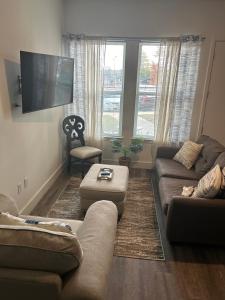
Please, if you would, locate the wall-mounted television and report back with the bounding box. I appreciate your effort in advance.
[20,51,74,113]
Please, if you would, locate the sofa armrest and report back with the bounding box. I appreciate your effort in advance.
[156,145,180,159]
[166,196,225,245]
[61,200,118,300]
[0,268,62,300]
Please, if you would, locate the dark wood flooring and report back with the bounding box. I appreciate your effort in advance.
[32,167,225,300]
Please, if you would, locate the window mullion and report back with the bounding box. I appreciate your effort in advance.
[121,40,140,140]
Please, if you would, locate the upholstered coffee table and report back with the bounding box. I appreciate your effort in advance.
[79,164,129,216]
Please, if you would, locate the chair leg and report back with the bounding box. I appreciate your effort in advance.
[67,156,71,174]
[98,154,102,164]
[81,160,85,179]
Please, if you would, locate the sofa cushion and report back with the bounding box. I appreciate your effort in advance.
[193,164,222,198]
[156,145,180,159]
[195,135,225,176]
[70,146,102,159]
[213,151,225,169]
[173,141,203,169]
[159,177,198,215]
[0,213,83,275]
[156,158,200,180]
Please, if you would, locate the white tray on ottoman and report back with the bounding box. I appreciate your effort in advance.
[79,164,129,216]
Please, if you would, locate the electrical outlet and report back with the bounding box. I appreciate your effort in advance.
[24,177,28,188]
[17,183,22,194]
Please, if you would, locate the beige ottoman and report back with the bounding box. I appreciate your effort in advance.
[79,164,129,216]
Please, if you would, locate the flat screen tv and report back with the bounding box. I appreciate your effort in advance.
[20,51,74,113]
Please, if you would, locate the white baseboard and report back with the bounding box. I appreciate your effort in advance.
[20,163,64,215]
[103,158,153,169]
[132,160,153,169]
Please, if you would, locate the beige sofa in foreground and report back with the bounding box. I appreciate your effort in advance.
[0,194,118,300]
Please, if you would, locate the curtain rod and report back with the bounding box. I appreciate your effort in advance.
[62,33,206,42]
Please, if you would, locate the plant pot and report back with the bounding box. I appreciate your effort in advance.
[119,156,131,167]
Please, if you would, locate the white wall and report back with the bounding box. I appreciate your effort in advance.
[64,0,225,38]
[201,41,225,146]
[63,0,225,167]
[0,0,63,211]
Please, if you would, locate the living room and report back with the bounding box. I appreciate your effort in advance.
[1,0,225,299]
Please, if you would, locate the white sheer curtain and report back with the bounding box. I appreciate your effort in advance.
[64,36,106,149]
[169,38,202,143]
[152,36,202,161]
[154,36,202,144]
[154,40,181,143]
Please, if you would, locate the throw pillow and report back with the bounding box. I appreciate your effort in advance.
[0,213,83,275]
[192,164,222,198]
[195,135,225,176]
[173,141,203,169]
[217,167,225,198]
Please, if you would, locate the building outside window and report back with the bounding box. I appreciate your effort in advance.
[134,42,160,138]
[102,42,126,136]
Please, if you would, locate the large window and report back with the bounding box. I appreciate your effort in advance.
[102,42,125,136]
[134,43,160,138]
[67,35,201,144]
[100,39,200,141]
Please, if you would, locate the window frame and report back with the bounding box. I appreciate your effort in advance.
[102,41,126,137]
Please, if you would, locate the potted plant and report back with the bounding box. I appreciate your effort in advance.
[111,138,144,167]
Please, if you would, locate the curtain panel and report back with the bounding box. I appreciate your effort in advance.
[169,39,202,143]
[63,36,106,149]
[154,40,181,143]
[154,37,202,145]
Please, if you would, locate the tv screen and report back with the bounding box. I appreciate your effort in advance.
[20,51,74,113]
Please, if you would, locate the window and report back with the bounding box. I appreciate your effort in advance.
[102,42,125,136]
[134,43,160,138]
[66,35,201,145]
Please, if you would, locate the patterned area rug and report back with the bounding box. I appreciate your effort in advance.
[47,176,165,261]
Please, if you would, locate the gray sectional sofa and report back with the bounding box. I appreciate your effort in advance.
[155,135,225,245]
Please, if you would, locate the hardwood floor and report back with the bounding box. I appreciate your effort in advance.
[32,167,225,300]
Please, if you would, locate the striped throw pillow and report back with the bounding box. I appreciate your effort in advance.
[193,164,222,198]
[174,141,203,169]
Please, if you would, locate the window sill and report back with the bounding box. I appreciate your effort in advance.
[104,136,123,140]
[103,136,154,142]
[132,136,154,142]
